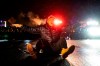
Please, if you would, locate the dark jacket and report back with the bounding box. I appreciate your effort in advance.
[22,24,67,54]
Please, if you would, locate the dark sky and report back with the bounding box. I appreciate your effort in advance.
[0,0,100,21]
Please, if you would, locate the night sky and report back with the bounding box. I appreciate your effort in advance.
[0,0,100,21]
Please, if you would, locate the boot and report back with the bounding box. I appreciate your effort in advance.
[62,45,75,59]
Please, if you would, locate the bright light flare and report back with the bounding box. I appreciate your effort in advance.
[54,19,62,26]
[87,26,100,37]
[87,20,99,26]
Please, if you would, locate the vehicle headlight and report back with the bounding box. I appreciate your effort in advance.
[87,26,100,37]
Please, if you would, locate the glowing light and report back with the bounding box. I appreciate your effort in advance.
[4,21,7,27]
[0,20,2,22]
[54,19,62,26]
[11,24,23,27]
[87,19,99,26]
[0,40,8,42]
[24,40,31,44]
[87,26,100,37]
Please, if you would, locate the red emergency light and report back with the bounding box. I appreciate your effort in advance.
[47,15,63,28]
[53,19,62,26]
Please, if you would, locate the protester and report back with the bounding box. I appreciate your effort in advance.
[22,14,75,65]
